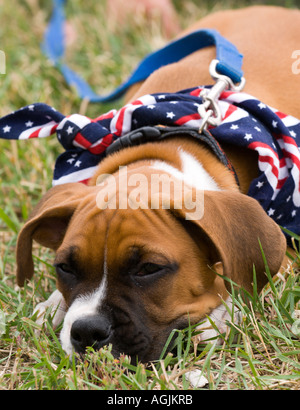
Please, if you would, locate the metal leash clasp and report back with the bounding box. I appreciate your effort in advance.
[198,59,246,132]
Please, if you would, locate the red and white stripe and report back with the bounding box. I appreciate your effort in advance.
[53,166,98,186]
[248,141,287,200]
[276,134,300,206]
[175,112,201,128]
[219,100,248,124]
[110,94,157,136]
[274,111,300,128]
[19,121,58,139]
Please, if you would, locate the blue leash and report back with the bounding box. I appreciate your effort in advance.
[43,0,244,103]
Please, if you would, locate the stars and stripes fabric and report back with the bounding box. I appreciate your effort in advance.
[0,86,299,239]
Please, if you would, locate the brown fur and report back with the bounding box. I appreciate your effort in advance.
[15,6,299,361]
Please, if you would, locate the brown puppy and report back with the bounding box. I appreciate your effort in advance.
[16,6,299,362]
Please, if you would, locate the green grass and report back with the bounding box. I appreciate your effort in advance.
[0,0,300,390]
[0,255,299,390]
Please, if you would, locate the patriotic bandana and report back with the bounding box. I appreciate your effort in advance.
[0,87,300,240]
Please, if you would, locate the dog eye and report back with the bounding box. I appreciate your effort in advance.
[136,263,162,277]
[55,263,74,276]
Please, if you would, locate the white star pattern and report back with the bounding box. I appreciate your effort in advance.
[258,102,266,109]
[166,112,175,119]
[0,85,299,242]
[256,181,264,188]
[3,125,11,133]
[66,126,74,135]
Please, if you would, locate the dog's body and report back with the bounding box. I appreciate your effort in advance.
[17,6,300,362]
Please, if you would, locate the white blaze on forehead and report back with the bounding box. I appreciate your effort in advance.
[151,149,220,191]
[60,247,108,355]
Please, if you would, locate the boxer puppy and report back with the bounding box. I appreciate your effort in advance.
[16,138,286,362]
[16,6,300,362]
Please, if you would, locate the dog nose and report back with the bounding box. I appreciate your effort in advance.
[70,315,111,353]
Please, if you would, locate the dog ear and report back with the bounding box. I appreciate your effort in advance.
[173,190,286,294]
[16,183,90,286]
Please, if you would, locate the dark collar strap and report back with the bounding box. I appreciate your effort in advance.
[106,125,240,186]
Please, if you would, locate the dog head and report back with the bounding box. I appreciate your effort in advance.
[16,174,286,362]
